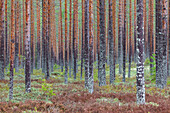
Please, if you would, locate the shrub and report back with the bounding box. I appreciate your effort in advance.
[41,79,55,97]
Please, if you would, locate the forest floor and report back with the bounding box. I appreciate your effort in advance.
[0,62,170,113]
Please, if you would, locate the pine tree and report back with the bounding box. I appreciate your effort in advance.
[156,0,168,89]
[81,0,85,80]
[99,0,106,86]
[0,0,5,80]
[14,1,20,73]
[84,0,89,88]
[108,0,114,84]
[136,0,145,104]
[118,0,123,74]
[9,0,15,99]
[134,0,137,62]
[37,0,41,69]
[25,0,31,93]
[88,0,94,93]
[65,0,68,84]
[69,0,72,78]
[128,0,132,78]
[5,0,8,68]
[122,0,126,82]
[73,0,78,80]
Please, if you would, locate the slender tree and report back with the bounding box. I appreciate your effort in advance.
[136,0,145,104]
[69,0,72,78]
[112,0,116,80]
[42,0,47,73]
[81,0,85,80]
[99,0,106,86]
[37,0,41,69]
[0,0,5,80]
[25,0,31,93]
[156,0,168,89]
[30,0,34,73]
[128,0,132,78]
[14,1,20,72]
[84,0,89,88]
[65,0,68,84]
[45,0,50,80]
[118,0,123,74]
[22,0,26,68]
[9,0,15,99]
[59,0,63,72]
[134,0,137,62]
[143,0,147,58]
[108,0,114,84]
[5,0,8,68]
[73,0,78,80]
[97,0,100,81]
[88,0,94,93]
[122,0,126,82]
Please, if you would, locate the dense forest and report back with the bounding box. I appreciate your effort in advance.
[0,0,169,112]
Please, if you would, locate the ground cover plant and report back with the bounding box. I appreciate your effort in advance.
[0,62,169,113]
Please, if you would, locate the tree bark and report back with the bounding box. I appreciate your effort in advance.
[84,0,89,88]
[123,0,126,82]
[88,0,94,93]
[108,0,114,84]
[65,0,68,84]
[99,0,106,86]
[25,0,31,93]
[9,0,15,99]
[37,0,41,69]
[73,0,78,80]
[0,0,5,80]
[156,0,168,89]
[128,0,132,78]
[31,0,34,73]
[69,0,72,78]
[136,0,145,104]
[118,0,123,74]
[81,0,85,80]
[14,1,20,73]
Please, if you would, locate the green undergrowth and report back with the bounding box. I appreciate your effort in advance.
[0,62,169,106]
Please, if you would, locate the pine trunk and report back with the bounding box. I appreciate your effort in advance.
[88,0,94,93]
[123,0,126,82]
[99,0,106,86]
[0,0,5,80]
[65,0,68,84]
[118,0,123,74]
[108,0,114,84]
[69,0,72,78]
[84,0,89,88]
[9,0,15,99]
[128,0,132,78]
[81,0,85,80]
[14,1,20,73]
[136,0,145,104]
[37,0,41,69]
[25,0,31,93]
[156,0,168,89]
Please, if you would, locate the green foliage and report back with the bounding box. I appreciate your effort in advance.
[144,58,150,66]
[148,54,156,83]
[41,79,56,97]
[0,84,9,101]
[53,64,60,70]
